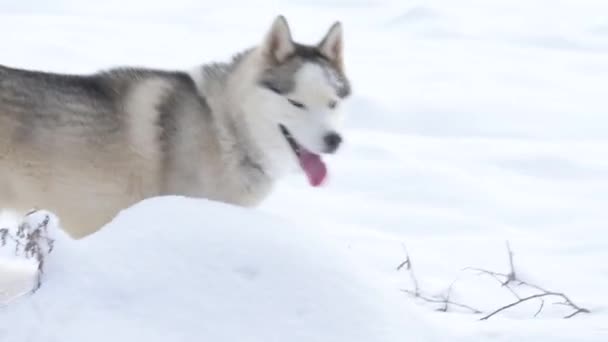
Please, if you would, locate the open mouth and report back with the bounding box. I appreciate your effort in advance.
[279,124,327,187]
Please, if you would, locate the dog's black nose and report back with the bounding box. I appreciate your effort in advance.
[324,132,342,153]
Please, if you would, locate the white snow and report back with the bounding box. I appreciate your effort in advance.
[2,0,608,341]
[1,198,435,341]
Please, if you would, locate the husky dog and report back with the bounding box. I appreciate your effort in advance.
[0,16,351,239]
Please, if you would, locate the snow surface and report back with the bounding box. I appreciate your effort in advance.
[2,0,608,341]
[1,199,435,341]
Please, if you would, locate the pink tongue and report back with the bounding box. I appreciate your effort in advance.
[298,150,327,187]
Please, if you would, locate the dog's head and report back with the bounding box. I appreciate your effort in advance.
[247,16,351,187]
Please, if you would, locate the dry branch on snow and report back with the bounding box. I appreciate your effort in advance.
[398,241,590,320]
[0,210,55,293]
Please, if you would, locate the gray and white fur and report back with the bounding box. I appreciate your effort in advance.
[0,15,351,239]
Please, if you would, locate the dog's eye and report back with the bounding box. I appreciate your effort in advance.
[261,81,283,94]
[269,86,283,94]
[268,86,282,94]
[288,99,306,109]
[328,100,338,109]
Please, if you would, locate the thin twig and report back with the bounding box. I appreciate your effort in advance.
[481,293,552,320]
[463,267,521,299]
[534,299,545,317]
[398,246,481,314]
[466,267,589,319]
[480,291,590,320]
[0,211,54,295]
[401,289,482,314]
[564,308,590,319]
[441,277,459,312]
[399,241,590,320]
[396,260,409,271]
[505,241,516,283]
[397,244,419,296]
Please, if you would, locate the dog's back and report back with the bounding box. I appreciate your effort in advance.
[0,65,208,238]
[0,65,126,161]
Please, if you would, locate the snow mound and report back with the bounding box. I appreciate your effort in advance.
[0,197,430,342]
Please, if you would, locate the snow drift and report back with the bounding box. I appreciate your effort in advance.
[0,197,431,342]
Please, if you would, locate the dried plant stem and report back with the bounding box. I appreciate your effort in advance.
[1,210,55,295]
[398,241,590,320]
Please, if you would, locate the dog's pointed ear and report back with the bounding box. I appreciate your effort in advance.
[318,21,344,69]
[261,15,295,64]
